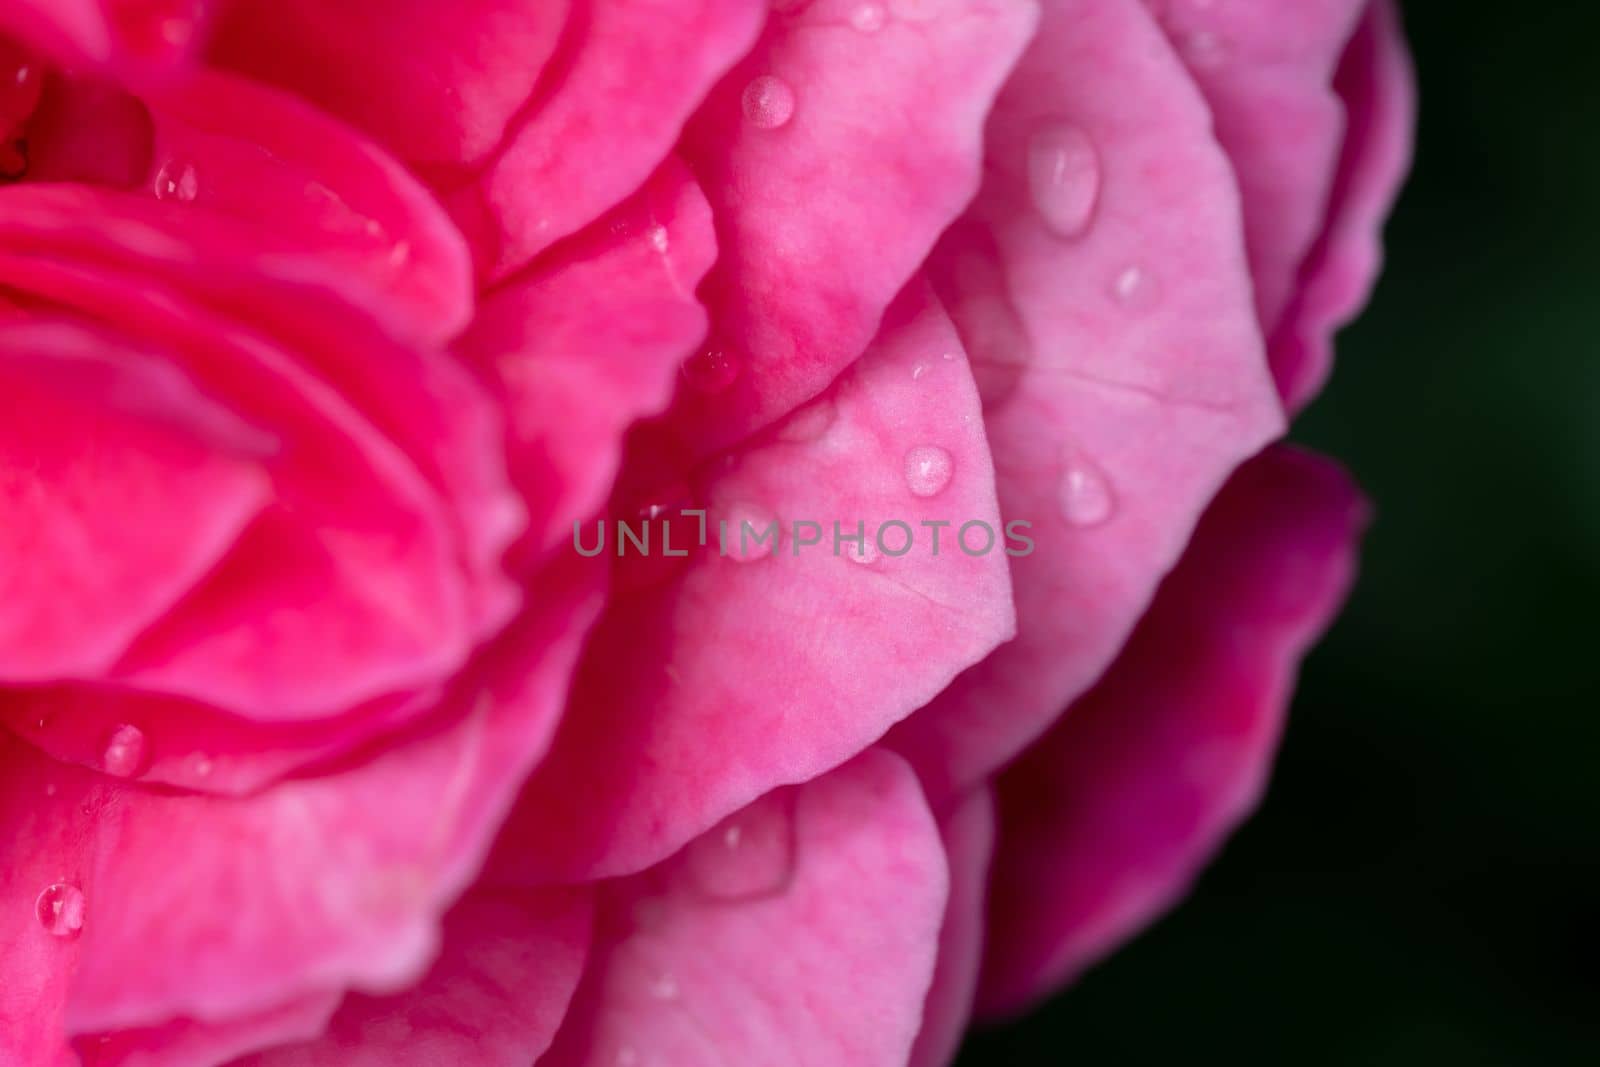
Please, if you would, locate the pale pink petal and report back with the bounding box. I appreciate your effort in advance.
[537,750,946,1067]
[978,447,1366,1012]
[490,284,1014,882]
[909,788,996,1067]
[887,0,1284,804]
[455,0,764,277]
[0,0,209,71]
[1270,0,1415,409]
[675,0,1039,452]
[232,889,593,1067]
[457,159,717,560]
[76,995,340,1067]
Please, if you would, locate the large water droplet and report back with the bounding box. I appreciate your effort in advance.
[1027,122,1101,239]
[686,795,796,902]
[153,159,198,202]
[903,445,954,498]
[36,883,85,938]
[722,502,779,561]
[1059,455,1116,527]
[101,724,147,778]
[1110,264,1160,311]
[682,345,740,393]
[850,2,888,32]
[742,75,796,130]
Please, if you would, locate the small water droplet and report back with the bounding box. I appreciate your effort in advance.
[100,724,147,778]
[648,225,670,253]
[776,396,837,443]
[722,501,779,561]
[903,445,954,498]
[846,531,881,565]
[1110,264,1160,311]
[682,345,741,393]
[941,350,957,361]
[686,795,796,902]
[43,783,57,797]
[153,159,198,202]
[1059,455,1116,527]
[742,74,796,130]
[1027,122,1101,239]
[850,2,888,32]
[911,362,930,380]
[191,755,214,778]
[36,883,85,938]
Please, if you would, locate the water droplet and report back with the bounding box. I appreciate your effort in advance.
[903,445,954,498]
[191,755,214,778]
[742,74,796,130]
[153,159,198,202]
[1059,455,1116,527]
[722,502,779,561]
[686,795,796,902]
[776,396,837,443]
[846,530,881,565]
[911,362,930,381]
[1110,264,1160,311]
[1027,122,1101,239]
[941,350,958,361]
[648,225,670,253]
[43,783,58,797]
[100,724,147,778]
[36,883,85,938]
[682,345,740,393]
[648,972,680,1001]
[850,2,888,32]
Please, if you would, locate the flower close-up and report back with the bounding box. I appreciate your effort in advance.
[0,1,1418,1064]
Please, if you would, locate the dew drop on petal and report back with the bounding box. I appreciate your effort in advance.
[686,796,796,902]
[776,396,837,443]
[682,345,740,393]
[850,2,888,32]
[903,445,954,498]
[1059,455,1116,527]
[648,225,670,253]
[1110,264,1160,311]
[153,159,198,202]
[723,501,779,561]
[742,75,796,130]
[36,883,85,939]
[101,724,147,778]
[1027,122,1101,239]
[847,531,881,565]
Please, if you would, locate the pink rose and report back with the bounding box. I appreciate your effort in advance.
[0,0,1413,1064]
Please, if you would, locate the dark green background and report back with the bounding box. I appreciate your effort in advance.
[959,1,1599,1062]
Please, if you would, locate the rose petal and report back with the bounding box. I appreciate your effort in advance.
[887,0,1285,804]
[231,889,593,1067]
[1269,0,1415,409]
[977,446,1367,1012]
[909,788,996,1067]
[491,284,1014,882]
[537,750,946,1067]
[457,158,717,560]
[453,0,764,277]
[675,0,1039,452]
[0,0,209,71]
[76,995,339,1067]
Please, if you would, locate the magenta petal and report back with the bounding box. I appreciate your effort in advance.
[1270,0,1416,409]
[460,0,765,277]
[538,750,947,1067]
[887,0,1286,804]
[0,0,209,71]
[977,447,1367,1012]
[909,788,997,1067]
[231,889,593,1067]
[676,0,1039,452]
[492,284,1014,882]
[76,995,340,1067]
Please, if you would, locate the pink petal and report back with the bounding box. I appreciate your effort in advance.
[453,0,764,278]
[675,0,1039,452]
[490,284,1014,882]
[886,0,1285,804]
[909,788,996,1067]
[208,0,567,166]
[0,321,269,682]
[537,750,947,1067]
[231,889,593,1067]
[1269,0,1415,409]
[977,446,1367,1012]
[457,159,717,560]
[0,0,209,71]
[0,559,602,1041]
[76,995,340,1067]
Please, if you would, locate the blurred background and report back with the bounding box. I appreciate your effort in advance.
[959,1,1600,1062]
